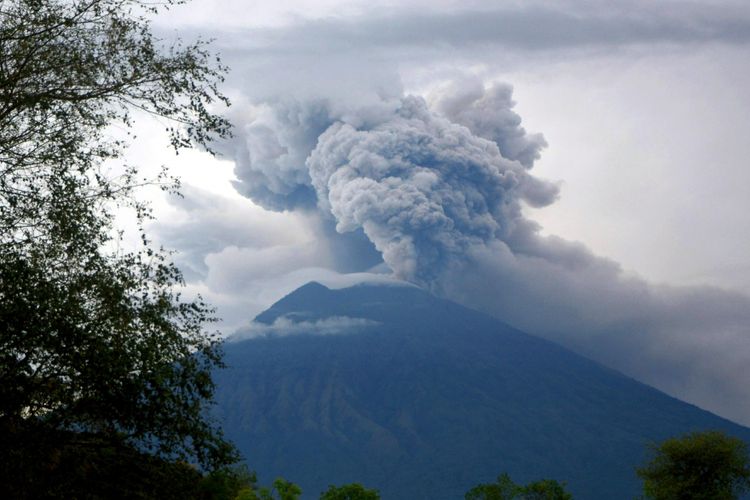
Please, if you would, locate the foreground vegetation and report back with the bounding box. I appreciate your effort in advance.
[185,431,750,500]
[192,430,749,500]
[0,0,235,494]
[637,430,750,500]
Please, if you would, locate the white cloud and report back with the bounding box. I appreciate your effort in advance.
[229,315,380,340]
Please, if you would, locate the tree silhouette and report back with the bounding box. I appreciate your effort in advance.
[0,0,236,495]
[637,430,750,500]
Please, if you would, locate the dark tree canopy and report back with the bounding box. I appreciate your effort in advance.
[0,0,236,491]
[198,464,260,500]
[320,483,381,500]
[253,478,303,500]
[0,0,229,246]
[465,473,573,500]
[2,424,206,499]
[637,430,750,500]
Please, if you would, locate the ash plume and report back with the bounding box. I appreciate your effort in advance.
[216,79,750,425]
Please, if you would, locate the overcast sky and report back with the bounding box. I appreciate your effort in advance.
[129,0,750,425]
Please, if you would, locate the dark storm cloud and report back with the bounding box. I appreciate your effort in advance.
[231,1,750,56]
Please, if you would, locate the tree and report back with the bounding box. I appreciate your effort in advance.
[196,464,263,500]
[637,430,750,500]
[0,0,236,493]
[254,478,303,500]
[517,479,573,500]
[3,428,206,499]
[465,473,517,500]
[465,473,573,500]
[320,482,381,500]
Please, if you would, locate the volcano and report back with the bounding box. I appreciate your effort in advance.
[212,281,750,499]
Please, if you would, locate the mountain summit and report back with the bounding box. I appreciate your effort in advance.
[214,282,750,499]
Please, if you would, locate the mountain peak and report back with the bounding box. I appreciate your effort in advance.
[253,280,436,325]
[219,282,750,499]
[295,280,330,293]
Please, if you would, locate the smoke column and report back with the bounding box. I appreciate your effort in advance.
[216,78,750,425]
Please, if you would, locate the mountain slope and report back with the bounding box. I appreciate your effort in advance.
[213,282,750,499]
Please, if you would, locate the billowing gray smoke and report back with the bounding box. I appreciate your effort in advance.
[217,80,750,426]
[430,78,547,169]
[307,95,557,283]
[226,98,331,211]
[219,82,556,283]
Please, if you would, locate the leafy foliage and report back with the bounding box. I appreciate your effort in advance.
[320,482,381,500]
[200,472,302,500]
[464,473,518,500]
[0,0,236,492]
[637,430,750,500]
[1,421,207,499]
[465,473,573,500]
[253,477,303,500]
[198,464,259,500]
[518,479,574,500]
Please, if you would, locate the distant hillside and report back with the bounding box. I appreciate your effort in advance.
[213,282,750,499]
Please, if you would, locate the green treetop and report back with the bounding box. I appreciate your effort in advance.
[637,430,750,500]
[0,0,236,495]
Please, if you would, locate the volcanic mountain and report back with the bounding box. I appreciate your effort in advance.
[212,281,750,499]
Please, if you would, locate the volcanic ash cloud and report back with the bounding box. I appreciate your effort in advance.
[217,80,750,426]
[307,94,558,284]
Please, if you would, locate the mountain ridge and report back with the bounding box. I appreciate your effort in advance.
[215,281,750,499]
